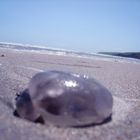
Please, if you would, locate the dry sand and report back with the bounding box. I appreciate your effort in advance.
[0,48,140,140]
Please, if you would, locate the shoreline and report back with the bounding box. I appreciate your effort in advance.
[1,42,140,64]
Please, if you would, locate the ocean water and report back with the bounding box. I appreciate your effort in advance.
[0,42,140,64]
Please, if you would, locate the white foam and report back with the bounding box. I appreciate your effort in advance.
[1,42,140,64]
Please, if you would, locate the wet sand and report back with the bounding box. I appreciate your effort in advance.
[0,48,140,140]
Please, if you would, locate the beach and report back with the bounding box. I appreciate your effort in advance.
[0,48,140,140]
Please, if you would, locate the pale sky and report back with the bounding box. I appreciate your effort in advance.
[0,0,140,52]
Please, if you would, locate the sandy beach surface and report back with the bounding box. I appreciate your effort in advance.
[0,48,140,140]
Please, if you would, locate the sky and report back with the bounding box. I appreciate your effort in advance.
[0,0,140,53]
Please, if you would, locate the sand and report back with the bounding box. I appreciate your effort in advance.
[0,48,140,140]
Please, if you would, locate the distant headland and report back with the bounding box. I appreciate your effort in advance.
[98,52,140,60]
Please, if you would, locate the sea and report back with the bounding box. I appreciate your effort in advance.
[0,42,140,64]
